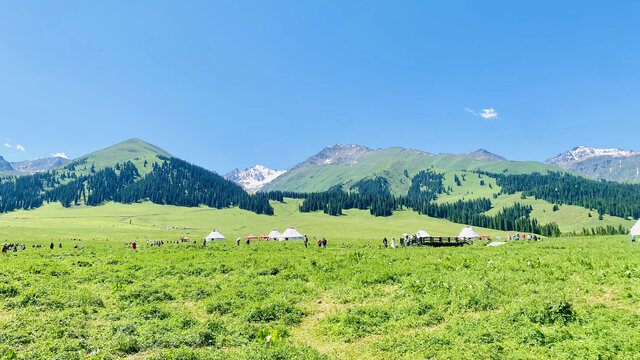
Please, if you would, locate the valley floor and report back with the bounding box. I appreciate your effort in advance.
[1,202,639,359]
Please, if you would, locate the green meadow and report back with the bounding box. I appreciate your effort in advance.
[1,201,639,360]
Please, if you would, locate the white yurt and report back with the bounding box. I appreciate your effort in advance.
[205,230,226,242]
[415,229,431,239]
[280,227,304,241]
[458,226,480,239]
[268,229,282,240]
[631,219,640,236]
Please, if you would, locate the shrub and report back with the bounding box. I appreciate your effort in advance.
[528,300,575,325]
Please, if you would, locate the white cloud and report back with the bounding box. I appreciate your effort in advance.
[466,107,498,120]
[480,108,498,119]
[51,152,68,159]
[3,143,11,148]
[16,144,25,152]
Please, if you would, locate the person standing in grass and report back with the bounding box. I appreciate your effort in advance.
[50,242,54,250]
[304,235,308,248]
[317,238,322,247]
[383,238,388,248]
[322,237,327,248]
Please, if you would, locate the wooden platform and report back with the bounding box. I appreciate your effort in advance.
[413,236,473,247]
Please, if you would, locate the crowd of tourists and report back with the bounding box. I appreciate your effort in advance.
[507,233,541,241]
[1,240,86,254]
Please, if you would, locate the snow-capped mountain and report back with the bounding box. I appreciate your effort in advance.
[10,156,70,174]
[224,165,287,193]
[546,146,640,181]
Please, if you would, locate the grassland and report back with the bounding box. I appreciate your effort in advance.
[0,200,510,250]
[1,201,640,359]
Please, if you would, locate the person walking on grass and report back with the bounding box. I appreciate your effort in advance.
[304,235,308,248]
[383,238,388,248]
[236,237,241,246]
[317,238,322,248]
[50,242,54,250]
[322,237,327,249]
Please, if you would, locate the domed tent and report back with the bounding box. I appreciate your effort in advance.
[631,219,640,236]
[415,229,431,239]
[458,226,480,239]
[280,227,304,241]
[268,229,282,240]
[205,230,226,242]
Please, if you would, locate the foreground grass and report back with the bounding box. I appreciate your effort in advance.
[1,235,639,359]
[1,202,639,359]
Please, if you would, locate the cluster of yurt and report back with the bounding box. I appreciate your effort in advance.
[205,230,225,242]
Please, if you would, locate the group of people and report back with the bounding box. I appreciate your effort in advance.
[507,233,541,241]
[1,243,26,253]
[382,237,414,248]
[1,241,86,254]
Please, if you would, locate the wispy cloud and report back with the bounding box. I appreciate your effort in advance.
[16,144,25,152]
[3,143,11,148]
[465,107,498,120]
[51,152,68,159]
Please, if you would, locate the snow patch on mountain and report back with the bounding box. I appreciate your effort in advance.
[545,146,640,181]
[547,146,640,165]
[224,165,287,193]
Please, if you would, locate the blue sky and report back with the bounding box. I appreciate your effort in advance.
[1,1,639,173]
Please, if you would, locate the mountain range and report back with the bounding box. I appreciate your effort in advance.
[225,145,640,192]
[3,140,640,191]
[0,155,70,175]
[545,146,640,181]
[0,138,637,236]
[259,145,559,194]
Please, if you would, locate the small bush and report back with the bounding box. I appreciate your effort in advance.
[528,300,575,325]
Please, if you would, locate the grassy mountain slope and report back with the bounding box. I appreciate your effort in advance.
[61,138,172,176]
[263,146,565,195]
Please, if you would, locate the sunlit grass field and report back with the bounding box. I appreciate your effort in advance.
[1,201,639,359]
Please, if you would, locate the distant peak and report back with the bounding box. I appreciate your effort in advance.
[224,165,286,193]
[458,149,507,162]
[323,144,370,151]
[311,144,372,166]
[548,146,640,164]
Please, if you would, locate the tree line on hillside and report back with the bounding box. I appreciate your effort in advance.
[296,170,561,236]
[479,171,640,220]
[0,157,274,215]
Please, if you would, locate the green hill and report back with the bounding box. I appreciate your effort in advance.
[62,138,173,176]
[262,145,567,195]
